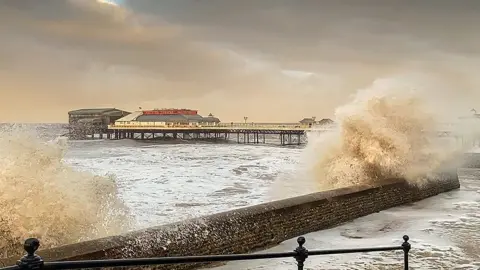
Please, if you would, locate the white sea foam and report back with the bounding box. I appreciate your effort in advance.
[0,125,131,257]
[1,123,478,268]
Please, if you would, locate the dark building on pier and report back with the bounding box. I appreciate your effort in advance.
[68,108,130,139]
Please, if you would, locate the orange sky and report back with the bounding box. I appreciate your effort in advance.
[1,0,480,123]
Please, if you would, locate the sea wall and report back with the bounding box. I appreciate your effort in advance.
[462,153,480,168]
[0,172,460,270]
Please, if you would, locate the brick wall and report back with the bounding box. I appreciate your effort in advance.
[0,172,460,269]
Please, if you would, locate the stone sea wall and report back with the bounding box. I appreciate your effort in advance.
[0,172,460,270]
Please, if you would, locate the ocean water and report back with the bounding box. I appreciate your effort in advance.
[2,124,479,269]
[63,137,479,269]
[64,139,303,228]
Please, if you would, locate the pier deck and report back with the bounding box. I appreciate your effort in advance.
[106,123,325,145]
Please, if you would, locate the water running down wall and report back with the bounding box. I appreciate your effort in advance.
[0,171,459,270]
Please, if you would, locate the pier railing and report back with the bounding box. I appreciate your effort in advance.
[2,235,411,270]
[108,123,318,131]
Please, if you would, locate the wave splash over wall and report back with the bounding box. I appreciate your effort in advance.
[305,74,475,191]
[0,125,132,257]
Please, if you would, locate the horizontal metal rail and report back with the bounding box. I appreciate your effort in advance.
[108,125,316,131]
[2,235,411,270]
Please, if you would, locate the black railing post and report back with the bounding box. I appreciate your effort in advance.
[294,237,308,270]
[402,235,410,270]
[17,238,44,270]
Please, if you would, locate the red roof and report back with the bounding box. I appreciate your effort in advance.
[142,109,198,115]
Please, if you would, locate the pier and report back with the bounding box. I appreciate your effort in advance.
[106,109,321,145]
[107,123,323,145]
[65,108,334,145]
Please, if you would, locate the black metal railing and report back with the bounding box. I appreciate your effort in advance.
[1,235,411,270]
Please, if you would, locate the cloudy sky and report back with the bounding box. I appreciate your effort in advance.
[1,0,480,122]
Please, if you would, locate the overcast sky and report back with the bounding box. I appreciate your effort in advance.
[1,0,480,122]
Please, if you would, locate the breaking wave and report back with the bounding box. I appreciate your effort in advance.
[0,125,132,257]
[305,74,476,190]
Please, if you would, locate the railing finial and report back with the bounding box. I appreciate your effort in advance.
[294,237,308,270]
[402,235,411,252]
[17,238,44,270]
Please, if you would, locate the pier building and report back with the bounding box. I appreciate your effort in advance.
[67,108,130,139]
[115,109,221,127]
[299,117,334,127]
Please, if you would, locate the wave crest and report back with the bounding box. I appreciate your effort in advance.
[308,74,468,190]
[0,125,132,257]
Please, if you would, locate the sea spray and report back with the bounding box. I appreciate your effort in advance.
[0,125,132,257]
[304,74,475,191]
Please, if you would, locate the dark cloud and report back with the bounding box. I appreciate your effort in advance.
[1,0,480,122]
[126,0,480,61]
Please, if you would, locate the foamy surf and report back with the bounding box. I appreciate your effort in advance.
[0,126,132,257]
[303,74,475,191]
